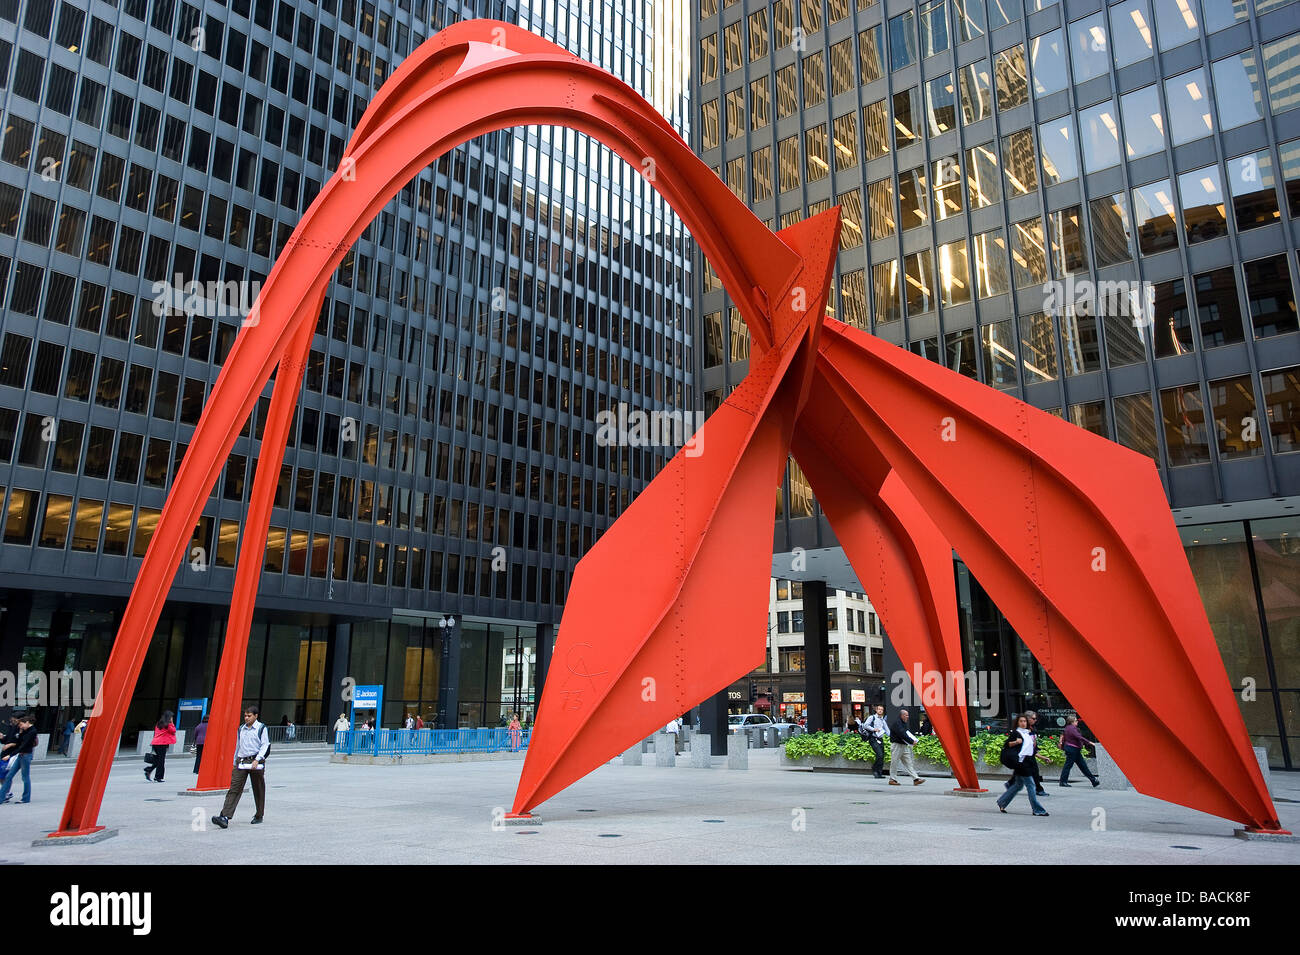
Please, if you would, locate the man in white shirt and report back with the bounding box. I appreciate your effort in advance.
[211,705,270,829]
[664,716,682,755]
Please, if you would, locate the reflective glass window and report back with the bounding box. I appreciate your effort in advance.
[1152,0,1201,52]
[1038,117,1079,185]
[1109,0,1155,68]
[1164,68,1213,145]
[1178,164,1227,244]
[1193,267,1243,347]
[904,249,935,315]
[1161,384,1211,465]
[959,59,993,124]
[994,44,1028,110]
[1069,13,1109,84]
[1132,179,1179,255]
[1030,29,1067,98]
[1245,255,1298,339]
[1089,192,1133,266]
[1209,375,1263,459]
[1120,85,1166,159]
[1078,100,1121,173]
[1212,52,1265,131]
[966,142,1001,208]
[1263,34,1300,117]
[1226,150,1280,231]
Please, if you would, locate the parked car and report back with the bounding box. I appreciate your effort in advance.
[727,714,803,735]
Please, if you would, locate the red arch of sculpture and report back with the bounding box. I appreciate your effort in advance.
[52,20,1285,838]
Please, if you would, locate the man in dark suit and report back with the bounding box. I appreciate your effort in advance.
[888,709,924,786]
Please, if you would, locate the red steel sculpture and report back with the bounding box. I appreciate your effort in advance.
[53,20,1285,838]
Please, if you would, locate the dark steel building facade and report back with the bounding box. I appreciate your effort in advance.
[692,0,1300,765]
[0,0,692,741]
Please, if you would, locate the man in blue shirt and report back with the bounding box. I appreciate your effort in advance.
[211,705,269,829]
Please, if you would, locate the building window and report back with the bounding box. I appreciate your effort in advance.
[1011,217,1048,288]
[749,76,770,129]
[920,0,950,57]
[749,10,769,61]
[831,113,857,171]
[1161,384,1211,465]
[982,320,1017,388]
[775,64,798,119]
[873,260,902,324]
[1153,277,1194,357]
[889,12,916,71]
[960,59,993,124]
[904,250,935,316]
[1109,0,1155,68]
[752,146,773,202]
[700,100,719,151]
[1089,193,1132,267]
[1226,151,1279,231]
[938,239,971,306]
[1263,34,1300,118]
[1038,116,1079,185]
[1209,375,1263,459]
[899,166,927,231]
[699,33,718,84]
[1020,312,1058,382]
[1213,52,1266,131]
[1193,267,1243,348]
[1030,29,1067,98]
[859,25,884,84]
[893,87,920,148]
[1114,392,1159,459]
[1262,367,1300,453]
[804,124,829,182]
[1131,179,1178,255]
[863,99,890,159]
[927,75,957,135]
[1001,129,1037,196]
[1069,13,1109,83]
[1152,0,1200,52]
[1047,206,1089,276]
[1245,255,1298,339]
[973,228,1010,298]
[1078,100,1120,173]
[1165,68,1213,145]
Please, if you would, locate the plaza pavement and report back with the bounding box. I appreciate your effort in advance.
[2,747,1298,864]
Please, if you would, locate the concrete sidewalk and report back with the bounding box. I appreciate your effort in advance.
[3,748,1297,864]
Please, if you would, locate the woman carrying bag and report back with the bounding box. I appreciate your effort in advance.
[144,711,177,783]
[996,714,1049,816]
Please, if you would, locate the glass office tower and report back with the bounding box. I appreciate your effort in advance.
[0,0,692,741]
[692,0,1300,765]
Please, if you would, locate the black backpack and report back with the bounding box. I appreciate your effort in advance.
[1000,735,1021,771]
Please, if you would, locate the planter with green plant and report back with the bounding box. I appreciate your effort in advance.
[783,730,1065,778]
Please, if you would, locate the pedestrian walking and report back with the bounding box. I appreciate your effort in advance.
[0,713,38,804]
[663,716,682,755]
[211,705,270,829]
[888,708,924,786]
[192,715,208,773]
[1022,710,1050,797]
[60,718,75,756]
[332,712,349,744]
[508,713,522,752]
[862,704,888,778]
[1058,715,1100,787]
[144,711,176,783]
[996,714,1050,816]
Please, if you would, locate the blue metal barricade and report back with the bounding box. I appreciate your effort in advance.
[333,727,531,756]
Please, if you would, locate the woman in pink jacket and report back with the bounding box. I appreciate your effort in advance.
[144,711,176,783]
